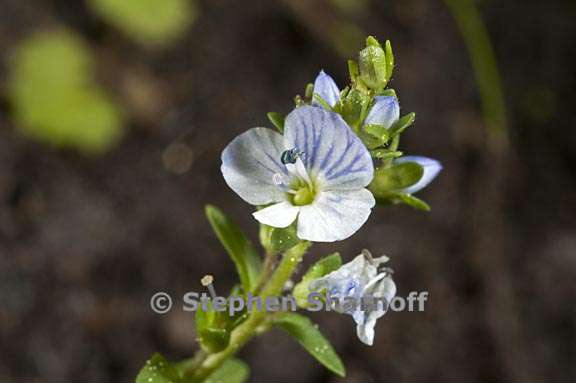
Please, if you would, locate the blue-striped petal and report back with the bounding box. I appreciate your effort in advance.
[221,127,287,205]
[283,106,374,191]
[312,70,340,108]
[364,96,399,129]
[395,155,442,194]
[296,189,375,242]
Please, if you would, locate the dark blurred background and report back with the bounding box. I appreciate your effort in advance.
[0,0,575,382]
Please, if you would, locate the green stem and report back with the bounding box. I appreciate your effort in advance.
[252,251,277,295]
[443,0,508,151]
[186,242,310,381]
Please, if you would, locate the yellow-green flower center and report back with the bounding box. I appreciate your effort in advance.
[292,185,315,206]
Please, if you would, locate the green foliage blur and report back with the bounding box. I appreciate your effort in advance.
[8,30,123,155]
[88,0,197,46]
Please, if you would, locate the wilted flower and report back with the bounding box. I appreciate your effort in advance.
[395,156,442,194]
[221,106,375,242]
[310,250,396,345]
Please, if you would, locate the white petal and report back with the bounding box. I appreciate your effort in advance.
[364,96,400,129]
[296,189,375,242]
[395,156,442,194]
[221,128,287,205]
[253,202,299,228]
[357,317,377,346]
[357,276,396,346]
[283,106,374,191]
[312,70,340,108]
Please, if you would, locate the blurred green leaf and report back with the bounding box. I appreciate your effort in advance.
[293,253,341,307]
[136,353,183,383]
[205,205,262,292]
[370,162,423,197]
[8,30,123,155]
[205,359,249,383]
[266,112,285,133]
[88,0,197,46]
[273,313,345,377]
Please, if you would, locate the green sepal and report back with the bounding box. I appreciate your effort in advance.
[304,83,314,99]
[389,112,415,137]
[376,192,431,211]
[312,94,333,111]
[360,123,389,149]
[273,313,345,377]
[379,88,397,98]
[369,162,424,197]
[347,59,359,81]
[260,222,300,255]
[293,253,341,308]
[395,193,431,211]
[136,353,183,383]
[339,88,370,131]
[267,112,285,133]
[370,148,403,159]
[384,39,394,81]
[205,205,262,293]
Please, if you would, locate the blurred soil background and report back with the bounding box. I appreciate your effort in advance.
[0,0,575,382]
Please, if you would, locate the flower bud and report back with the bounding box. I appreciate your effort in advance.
[358,36,388,91]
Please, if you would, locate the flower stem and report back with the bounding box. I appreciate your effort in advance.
[185,241,310,381]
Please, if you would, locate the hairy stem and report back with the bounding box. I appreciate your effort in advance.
[186,242,310,381]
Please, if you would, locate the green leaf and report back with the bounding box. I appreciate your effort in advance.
[8,30,123,155]
[273,313,345,377]
[195,301,231,353]
[369,162,424,197]
[293,253,341,307]
[260,223,300,255]
[136,353,183,383]
[267,112,285,133]
[205,358,250,383]
[205,205,262,292]
[389,112,415,137]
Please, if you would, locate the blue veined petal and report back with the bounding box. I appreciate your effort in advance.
[356,276,396,346]
[395,155,442,194]
[296,189,375,242]
[364,96,400,129]
[283,106,374,191]
[221,127,287,205]
[311,70,340,108]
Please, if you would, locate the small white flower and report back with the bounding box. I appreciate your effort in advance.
[310,250,396,345]
[395,156,442,194]
[221,106,375,242]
